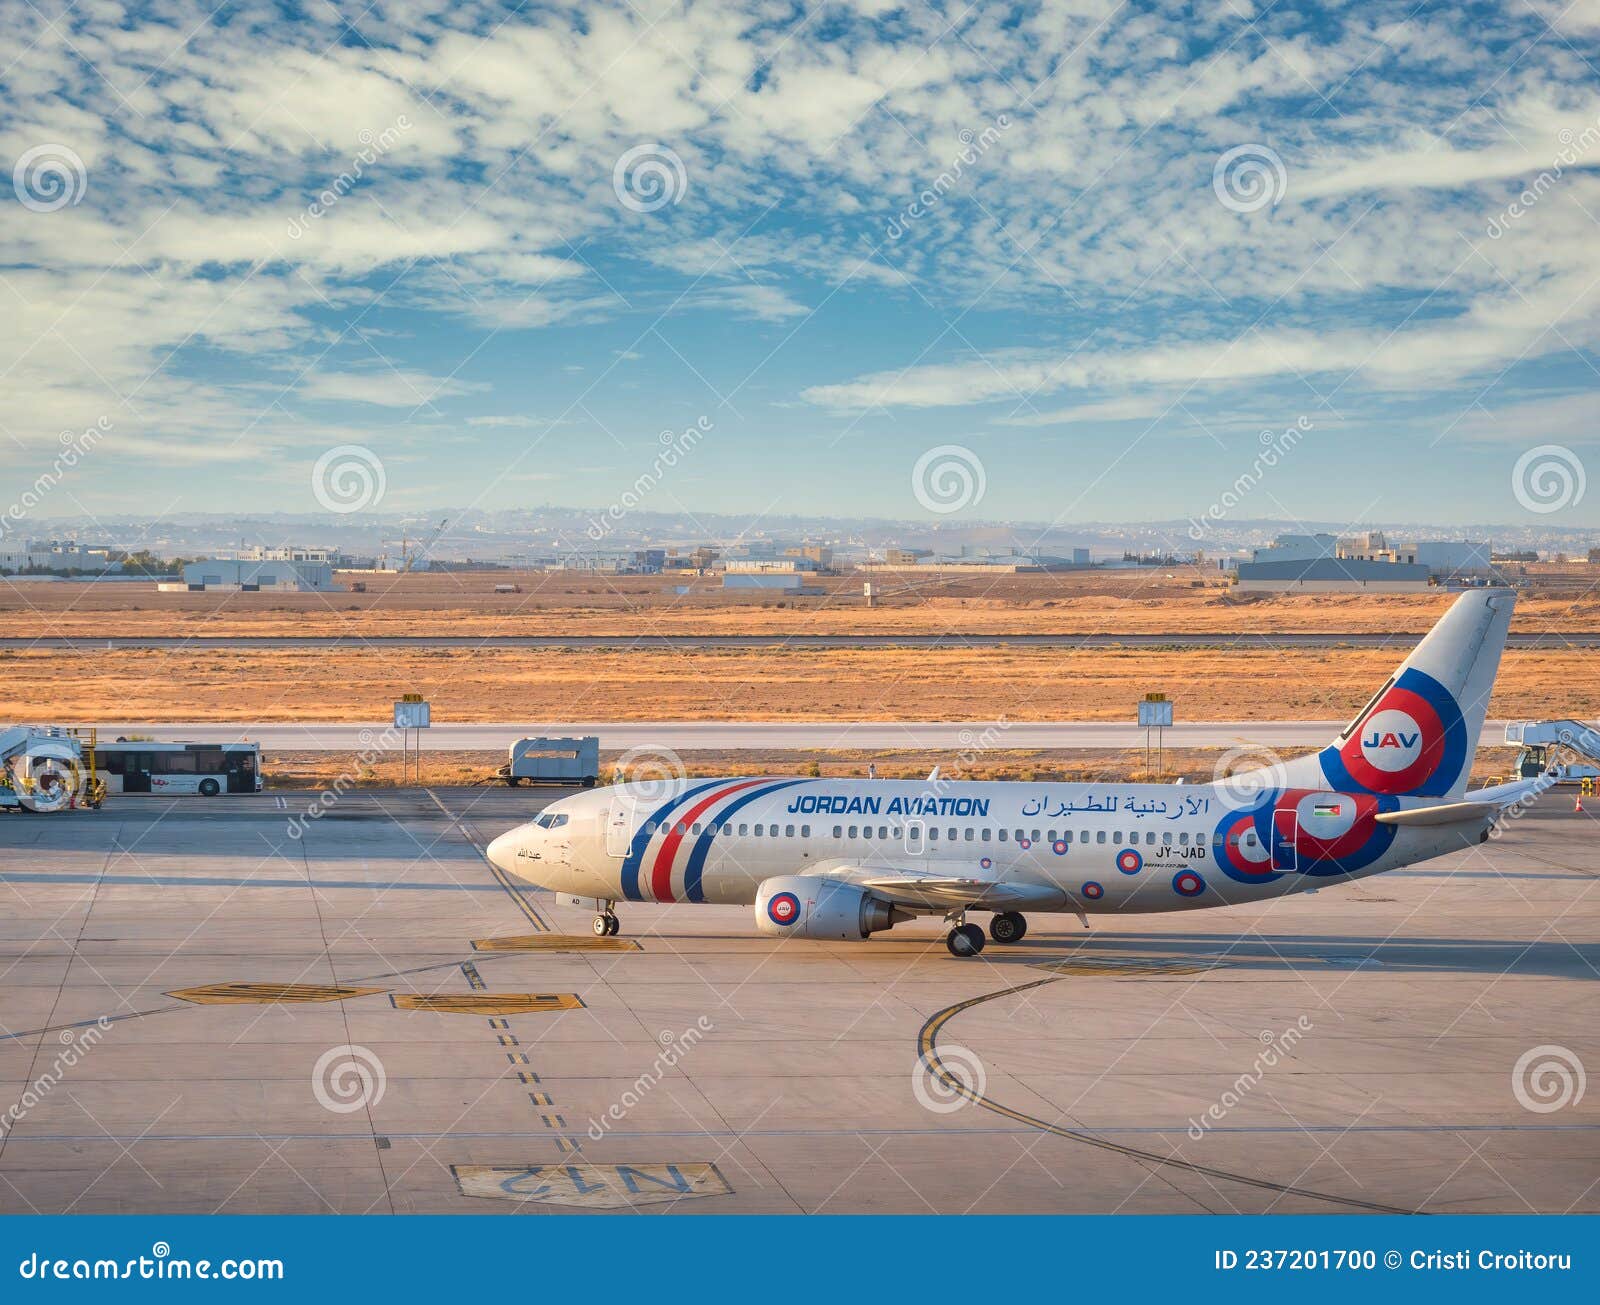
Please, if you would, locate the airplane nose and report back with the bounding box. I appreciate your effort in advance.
[486,829,516,872]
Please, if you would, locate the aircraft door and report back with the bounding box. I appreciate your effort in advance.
[1271,805,1299,871]
[604,797,636,858]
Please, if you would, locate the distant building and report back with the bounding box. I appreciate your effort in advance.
[1250,533,1338,565]
[885,548,932,566]
[1072,547,1091,566]
[0,540,124,573]
[785,545,834,570]
[726,557,817,574]
[723,573,811,591]
[1235,557,1431,593]
[177,559,336,592]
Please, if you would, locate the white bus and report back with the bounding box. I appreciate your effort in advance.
[95,741,262,796]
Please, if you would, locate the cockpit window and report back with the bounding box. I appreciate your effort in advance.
[533,813,569,829]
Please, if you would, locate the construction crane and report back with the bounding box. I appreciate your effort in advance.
[381,518,449,573]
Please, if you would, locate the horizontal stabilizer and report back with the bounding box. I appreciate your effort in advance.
[1375,802,1497,827]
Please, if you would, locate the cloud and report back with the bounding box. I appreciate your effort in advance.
[298,370,483,408]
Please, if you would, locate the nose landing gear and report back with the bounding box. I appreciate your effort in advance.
[591,902,620,937]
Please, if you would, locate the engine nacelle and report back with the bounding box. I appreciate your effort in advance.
[755,876,903,940]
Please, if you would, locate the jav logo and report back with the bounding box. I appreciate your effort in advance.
[1358,709,1424,772]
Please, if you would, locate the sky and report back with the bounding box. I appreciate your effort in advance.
[3,0,1600,536]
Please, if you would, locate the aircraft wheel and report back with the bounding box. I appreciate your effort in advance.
[605,914,621,937]
[989,911,1027,944]
[945,923,986,957]
[592,914,610,937]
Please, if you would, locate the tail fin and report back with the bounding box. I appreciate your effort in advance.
[1276,590,1514,800]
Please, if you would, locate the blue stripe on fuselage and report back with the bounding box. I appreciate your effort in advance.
[618,780,730,901]
[682,779,810,902]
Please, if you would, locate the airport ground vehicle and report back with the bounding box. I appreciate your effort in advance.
[0,726,99,811]
[497,736,599,786]
[93,740,263,795]
[491,592,1547,955]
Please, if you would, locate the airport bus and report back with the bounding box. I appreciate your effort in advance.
[93,741,263,796]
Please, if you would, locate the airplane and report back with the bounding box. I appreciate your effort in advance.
[487,591,1544,957]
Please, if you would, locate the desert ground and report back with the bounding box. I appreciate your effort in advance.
[3,567,1600,639]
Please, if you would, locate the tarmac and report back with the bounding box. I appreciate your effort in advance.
[0,788,1594,1214]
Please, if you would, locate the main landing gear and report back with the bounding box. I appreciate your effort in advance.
[592,903,620,937]
[945,919,986,957]
[989,911,1028,944]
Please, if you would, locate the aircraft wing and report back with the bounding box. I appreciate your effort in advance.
[818,862,1067,911]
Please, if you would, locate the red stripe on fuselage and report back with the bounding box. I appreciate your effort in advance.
[649,780,769,902]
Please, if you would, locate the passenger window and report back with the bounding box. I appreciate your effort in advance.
[998,829,1008,842]
[1096,831,1107,844]
[784,825,793,837]
[801,825,810,837]
[739,824,748,836]
[928,827,939,840]
[691,823,702,835]
[1047,830,1057,843]
[964,828,975,842]
[754,824,763,836]
[1063,831,1073,844]
[643,820,656,834]
[1032,830,1041,842]
[947,827,957,840]
[981,828,991,842]
[833,825,842,838]
[848,825,858,838]
[1163,832,1173,845]
[1146,832,1156,845]
[1180,832,1189,845]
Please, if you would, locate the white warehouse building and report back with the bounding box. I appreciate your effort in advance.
[177,560,336,592]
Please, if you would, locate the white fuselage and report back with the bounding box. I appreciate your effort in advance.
[486,776,1481,918]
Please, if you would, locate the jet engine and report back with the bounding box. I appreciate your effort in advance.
[754,875,907,940]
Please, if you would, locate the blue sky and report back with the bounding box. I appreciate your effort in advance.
[3,0,1599,531]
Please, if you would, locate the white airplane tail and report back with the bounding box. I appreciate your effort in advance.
[1272,590,1515,801]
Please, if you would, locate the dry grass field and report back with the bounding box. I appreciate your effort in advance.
[1,645,1592,725]
[4,568,1600,639]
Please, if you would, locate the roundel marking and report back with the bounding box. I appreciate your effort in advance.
[1052,839,1069,855]
[766,891,801,926]
[1213,806,1283,886]
[979,857,993,870]
[1018,838,1032,850]
[1081,880,1104,900]
[1324,670,1466,797]
[1116,848,1143,875]
[1172,870,1206,898]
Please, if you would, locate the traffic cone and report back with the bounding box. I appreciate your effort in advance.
[1577,793,1585,814]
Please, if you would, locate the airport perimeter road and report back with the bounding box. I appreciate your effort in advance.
[9,632,1600,649]
[77,719,1519,751]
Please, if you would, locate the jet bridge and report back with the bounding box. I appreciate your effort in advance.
[1503,720,1600,783]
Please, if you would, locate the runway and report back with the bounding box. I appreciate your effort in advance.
[8,632,1597,650]
[76,719,1519,752]
[0,790,1592,1214]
